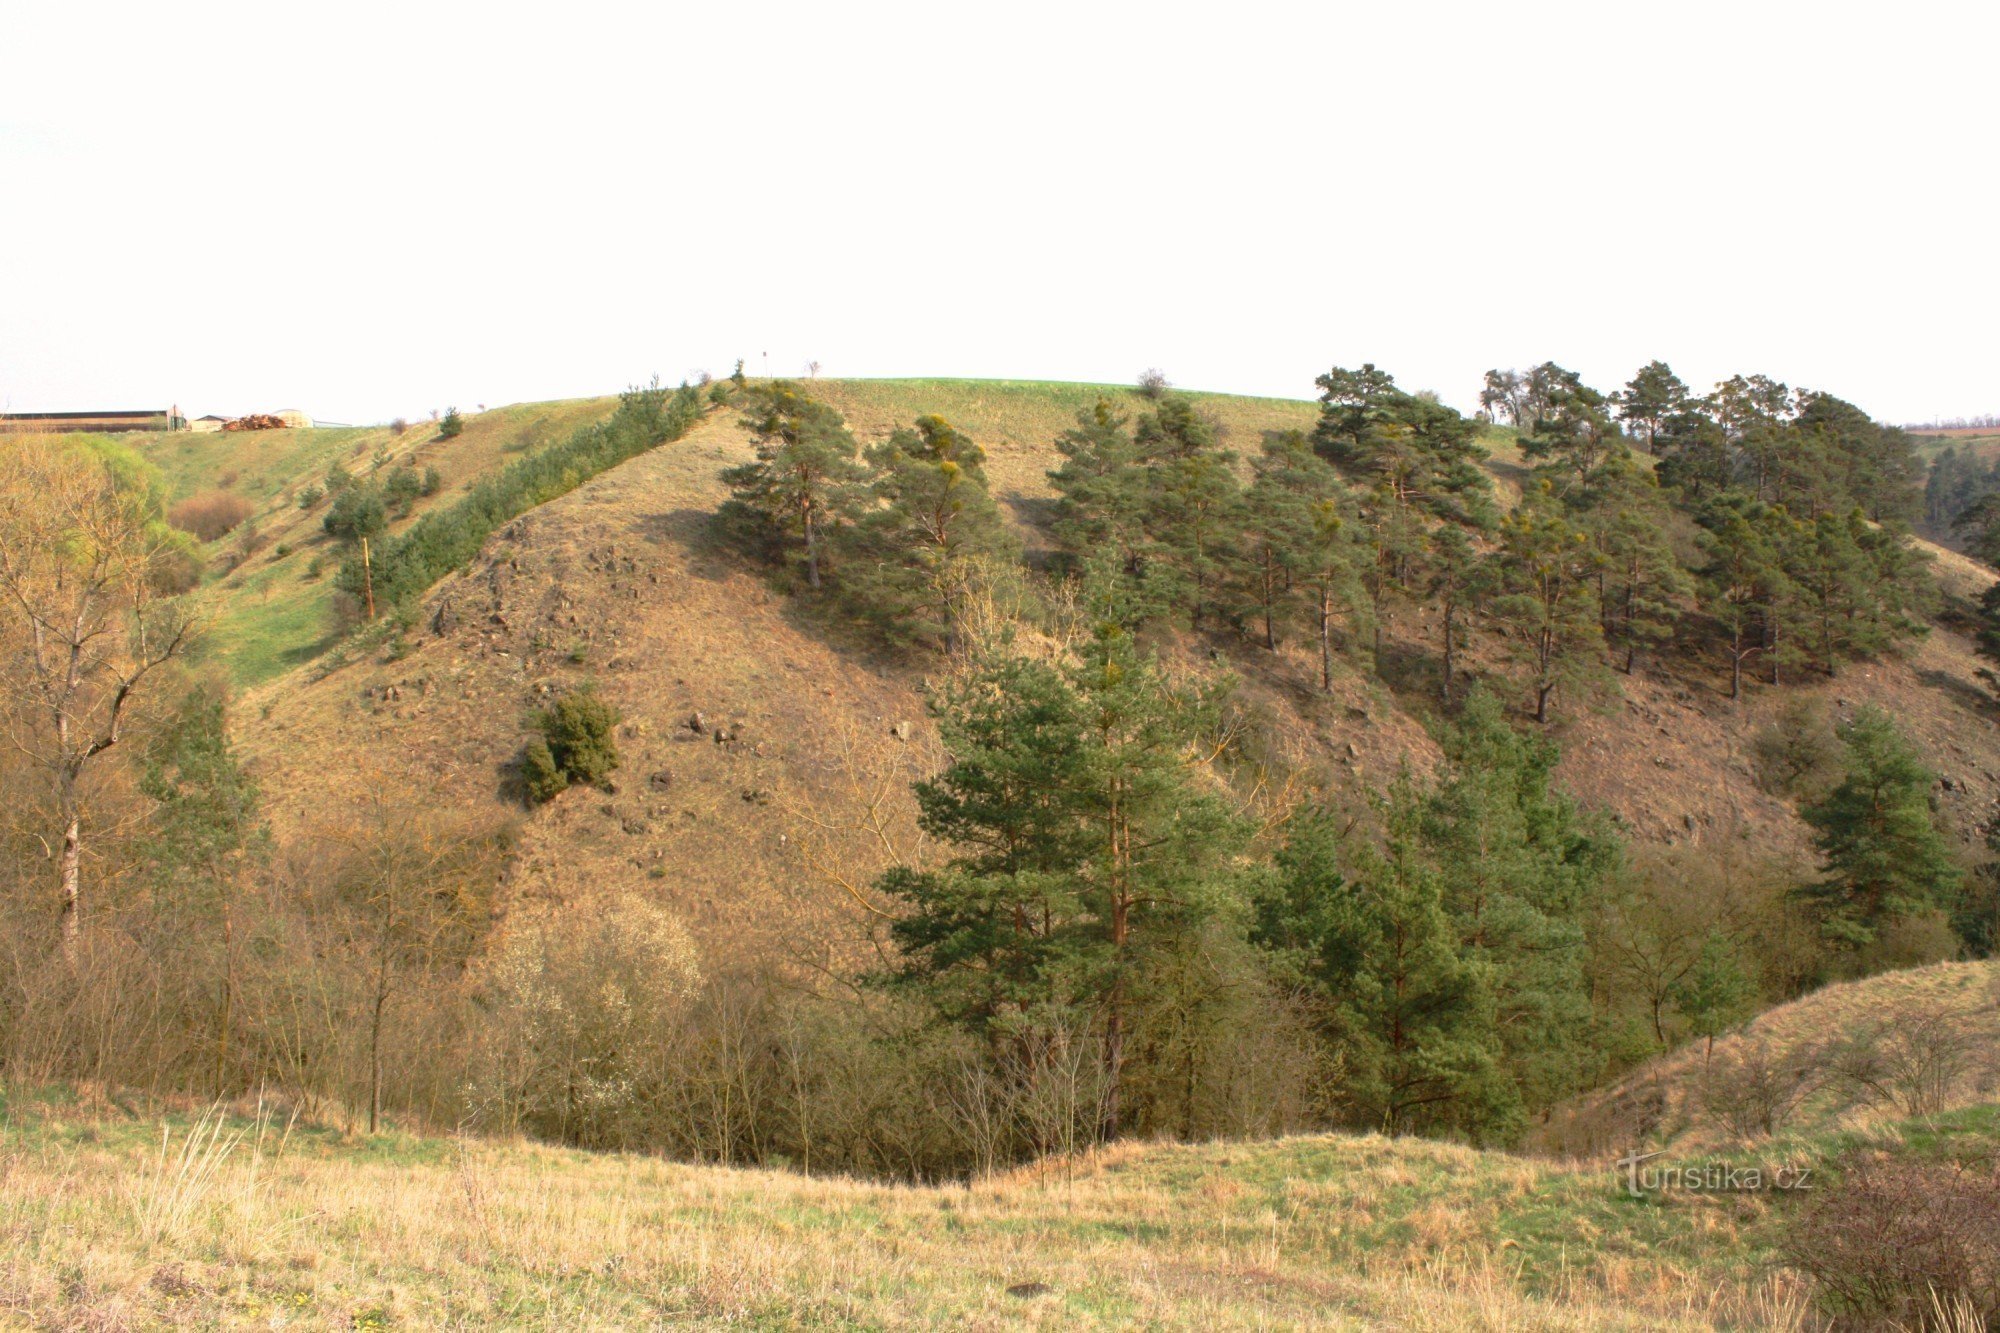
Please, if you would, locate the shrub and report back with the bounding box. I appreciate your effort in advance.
[1779,1154,2000,1327]
[439,407,465,440]
[420,465,442,497]
[322,486,387,543]
[383,466,424,516]
[390,417,409,436]
[167,490,254,542]
[1137,368,1171,400]
[466,893,702,1147]
[1834,1008,1994,1119]
[296,484,324,510]
[1699,1035,1830,1137]
[521,737,566,804]
[1752,698,1843,800]
[520,685,621,804]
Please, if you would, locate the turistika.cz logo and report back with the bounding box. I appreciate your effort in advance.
[1615,1149,1814,1197]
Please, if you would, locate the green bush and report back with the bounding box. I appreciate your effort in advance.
[383,466,425,516]
[521,685,621,804]
[521,737,567,804]
[440,407,465,439]
[323,486,387,543]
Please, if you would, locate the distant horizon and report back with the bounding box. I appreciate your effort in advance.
[4,368,1993,437]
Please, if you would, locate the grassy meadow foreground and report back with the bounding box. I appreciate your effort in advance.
[1,1089,1825,1331]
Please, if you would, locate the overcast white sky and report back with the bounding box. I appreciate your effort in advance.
[2,2,1995,426]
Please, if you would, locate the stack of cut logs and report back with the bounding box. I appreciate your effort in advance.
[222,413,288,431]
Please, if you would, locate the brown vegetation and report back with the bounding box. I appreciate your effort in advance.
[168,490,254,542]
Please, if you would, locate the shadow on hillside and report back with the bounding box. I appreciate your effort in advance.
[635,508,747,584]
[1916,666,2000,721]
[634,505,912,675]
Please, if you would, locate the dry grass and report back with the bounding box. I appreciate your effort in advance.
[0,1093,1811,1330]
[1540,959,2000,1157]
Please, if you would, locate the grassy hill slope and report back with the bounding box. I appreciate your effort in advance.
[230,393,1432,953]
[1537,958,2000,1158]
[126,399,622,684]
[0,1087,1815,1330]
[204,380,2000,956]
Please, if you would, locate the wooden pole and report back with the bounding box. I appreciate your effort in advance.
[361,536,377,621]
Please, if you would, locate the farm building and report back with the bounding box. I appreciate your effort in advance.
[190,409,315,432]
[0,407,187,434]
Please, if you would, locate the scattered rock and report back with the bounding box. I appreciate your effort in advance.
[740,787,772,806]
[648,770,674,791]
[688,711,708,733]
[432,600,459,636]
[890,720,911,741]
[1005,1282,1052,1299]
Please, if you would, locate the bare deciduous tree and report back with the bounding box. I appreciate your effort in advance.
[0,438,199,953]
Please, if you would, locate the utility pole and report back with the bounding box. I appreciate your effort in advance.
[361,536,377,621]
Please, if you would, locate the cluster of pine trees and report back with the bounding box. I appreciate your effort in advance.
[723,365,1940,725]
[713,367,1975,1151]
[716,383,1018,652]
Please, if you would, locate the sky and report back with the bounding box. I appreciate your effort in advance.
[2,1,1995,426]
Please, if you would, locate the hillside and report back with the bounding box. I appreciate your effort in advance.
[130,399,624,684]
[0,1089,1812,1330]
[228,384,1433,954]
[1537,958,2000,1158]
[197,379,2000,956]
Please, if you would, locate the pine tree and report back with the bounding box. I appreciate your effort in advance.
[1490,488,1605,723]
[1577,450,1690,673]
[1422,688,1616,1111]
[720,382,867,588]
[1798,706,1960,948]
[1241,432,1319,651]
[1784,509,1932,675]
[1256,797,1516,1139]
[1669,933,1754,1063]
[1311,366,1492,673]
[1243,432,1365,686]
[1518,363,1618,487]
[1315,367,1493,526]
[1615,360,1691,455]
[846,415,1016,651]
[1138,402,1243,630]
[1694,493,1788,699]
[879,625,1246,1139]
[1048,401,1147,568]
[1426,524,1491,704]
[877,653,1095,1033]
